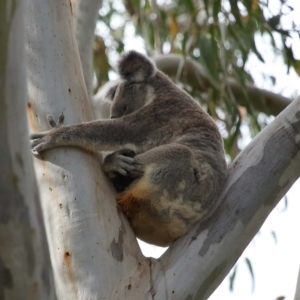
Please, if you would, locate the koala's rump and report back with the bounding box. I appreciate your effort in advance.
[115,144,211,246]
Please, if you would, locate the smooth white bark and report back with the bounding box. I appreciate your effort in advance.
[152,97,300,299]
[294,267,300,300]
[73,0,103,99]
[26,1,151,299]
[0,0,55,299]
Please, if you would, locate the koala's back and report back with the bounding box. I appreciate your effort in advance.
[120,71,224,157]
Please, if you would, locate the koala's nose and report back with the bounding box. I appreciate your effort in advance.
[111,116,117,119]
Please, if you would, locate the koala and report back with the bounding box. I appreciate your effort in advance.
[102,148,138,193]
[92,79,121,120]
[31,51,227,247]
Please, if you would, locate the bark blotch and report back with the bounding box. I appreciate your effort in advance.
[64,251,71,260]
[0,186,37,275]
[41,262,52,295]
[69,0,73,15]
[194,260,227,299]
[117,207,127,234]
[0,258,13,289]
[27,101,38,133]
[64,252,72,270]
[15,152,24,169]
[110,229,124,262]
[31,281,38,298]
[0,260,13,300]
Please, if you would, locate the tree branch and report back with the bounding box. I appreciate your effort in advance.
[153,54,292,116]
[294,266,300,299]
[73,0,103,99]
[0,0,55,298]
[152,96,300,299]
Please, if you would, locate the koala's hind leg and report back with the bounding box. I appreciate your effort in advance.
[116,144,211,246]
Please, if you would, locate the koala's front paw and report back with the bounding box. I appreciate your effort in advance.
[30,112,65,154]
[103,149,143,177]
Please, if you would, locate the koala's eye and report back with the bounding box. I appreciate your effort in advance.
[123,105,127,112]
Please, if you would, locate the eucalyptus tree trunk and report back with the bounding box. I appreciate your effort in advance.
[0,0,55,299]
[24,0,300,299]
[26,0,150,299]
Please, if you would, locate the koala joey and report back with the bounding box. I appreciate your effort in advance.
[31,51,227,246]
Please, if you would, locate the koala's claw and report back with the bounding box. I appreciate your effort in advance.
[31,142,47,155]
[116,157,136,176]
[47,111,64,128]
[103,150,144,178]
[30,112,65,154]
[30,131,50,154]
[47,115,56,128]
[58,111,64,124]
[30,131,48,140]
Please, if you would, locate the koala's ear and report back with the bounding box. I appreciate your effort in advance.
[118,51,157,83]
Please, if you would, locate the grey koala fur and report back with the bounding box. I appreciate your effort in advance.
[31,50,227,247]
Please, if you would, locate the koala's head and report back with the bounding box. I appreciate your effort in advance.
[110,51,157,119]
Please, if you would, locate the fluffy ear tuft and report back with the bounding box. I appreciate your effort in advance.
[118,51,156,82]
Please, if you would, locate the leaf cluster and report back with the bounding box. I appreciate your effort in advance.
[94,0,298,159]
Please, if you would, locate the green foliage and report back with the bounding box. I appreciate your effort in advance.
[229,264,238,291]
[229,257,255,293]
[245,257,255,292]
[95,0,298,159]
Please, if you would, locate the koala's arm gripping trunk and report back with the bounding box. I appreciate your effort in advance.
[31,118,141,153]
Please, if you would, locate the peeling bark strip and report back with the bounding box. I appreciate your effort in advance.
[152,97,300,299]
